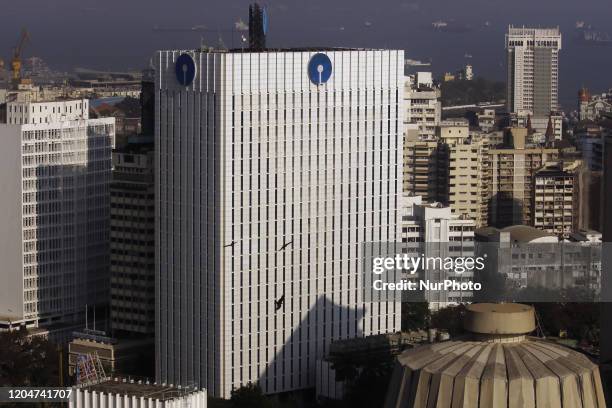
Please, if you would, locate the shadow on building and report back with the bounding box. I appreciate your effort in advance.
[32,123,112,336]
[257,295,365,395]
[488,193,526,228]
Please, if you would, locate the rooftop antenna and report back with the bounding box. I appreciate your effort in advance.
[248,3,267,50]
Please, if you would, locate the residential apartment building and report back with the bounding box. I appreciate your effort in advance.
[488,127,559,227]
[533,162,579,239]
[404,72,441,141]
[439,139,490,227]
[403,129,439,202]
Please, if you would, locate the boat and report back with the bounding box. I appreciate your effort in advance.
[582,30,612,46]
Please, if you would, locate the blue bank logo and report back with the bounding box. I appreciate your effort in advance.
[175,53,196,87]
[308,53,332,85]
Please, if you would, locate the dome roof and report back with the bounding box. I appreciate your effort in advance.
[384,304,607,408]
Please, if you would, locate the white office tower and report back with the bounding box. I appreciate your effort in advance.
[155,48,404,398]
[0,98,115,332]
[506,26,561,116]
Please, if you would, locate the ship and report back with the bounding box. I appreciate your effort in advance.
[581,30,612,46]
[431,20,472,33]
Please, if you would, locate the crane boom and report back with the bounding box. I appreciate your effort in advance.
[14,29,30,58]
[11,28,30,88]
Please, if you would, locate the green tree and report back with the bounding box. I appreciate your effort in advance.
[402,302,431,331]
[0,327,60,387]
[440,78,505,107]
[430,304,467,336]
[229,383,275,408]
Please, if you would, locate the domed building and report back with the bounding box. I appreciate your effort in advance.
[385,303,607,407]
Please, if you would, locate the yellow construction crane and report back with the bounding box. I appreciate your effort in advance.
[11,28,30,88]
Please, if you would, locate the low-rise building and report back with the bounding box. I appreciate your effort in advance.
[401,197,476,309]
[475,225,601,294]
[579,87,612,121]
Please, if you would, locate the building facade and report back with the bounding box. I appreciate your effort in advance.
[0,98,114,330]
[579,87,612,122]
[400,196,476,309]
[506,26,561,116]
[155,49,404,398]
[533,162,579,239]
[440,139,490,227]
[403,130,439,201]
[488,127,559,227]
[110,144,155,335]
[403,72,441,141]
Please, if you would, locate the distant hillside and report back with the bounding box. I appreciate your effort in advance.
[441,78,506,107]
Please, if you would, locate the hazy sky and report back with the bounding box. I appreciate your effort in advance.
[2,0,611,108]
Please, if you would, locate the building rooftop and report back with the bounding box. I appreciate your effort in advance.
[535,164,572,177]
[501,225,557,243]
[164,47,389,55]
[78,379,199,401]
[475,225,558,243]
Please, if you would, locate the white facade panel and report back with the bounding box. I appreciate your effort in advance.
[0,110,114,328]
[156,49,404,398]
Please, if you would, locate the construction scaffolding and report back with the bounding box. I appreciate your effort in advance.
[75,352,107,386]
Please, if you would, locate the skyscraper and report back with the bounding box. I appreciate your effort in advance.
[110,143,155,335]
[0,97,114,333]
[506,26,561,117]
[155,49,404,398]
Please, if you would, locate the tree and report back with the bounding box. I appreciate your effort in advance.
[341,351,394,408]
[0,327,60,387]
[430,304,467,336]
[230,383,275,408]
[402,302,431,331]
[440,78,506,107]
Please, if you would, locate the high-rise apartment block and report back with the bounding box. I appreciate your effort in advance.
[155,49,404,398]
[533,162,579,239]
[439,139,490,227]
[404,118,490,227]
[506,26,561,116]
[403,130,439,202]
[404,72,441,141]
[488,127,559,227]
[0,97,114,331]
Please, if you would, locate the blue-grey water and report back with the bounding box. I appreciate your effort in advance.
[2,0,611,111]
